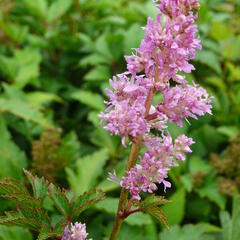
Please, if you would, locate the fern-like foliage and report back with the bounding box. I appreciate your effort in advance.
[135,195,169,227]
[0,170,105,240]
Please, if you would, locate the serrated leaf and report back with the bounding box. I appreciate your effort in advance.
[71,90,105,111]
[0,117,27,180]
[48,184,69,216]
[0,178,33,205]
[22,0,48,20]
[232,194,240,240]
[124,24,145,55]
[197,174,226,210]
[59,131,81,165]
[217,126,239,139]
[139,195,168,210]
[66,149,109,195]
[144,205,169,227]
[79,54,109,67]
[0,98,48,126]
[220,211,232,240]
[47,0,72,23]
[97,160,125,192]
[84,66,110,82]
[106,33,124,61]
[189,156,211,174]
[0,48,41,89]
[0,178,28,196]
[210,22,234,41]
[37,224,50,240]
[72,189,105,217]
[222,36,240,61]
[26,92,63,106]
[195,50,221,74]
[24,170,48,201]
[0,211,40,230]
[161,188,186,225]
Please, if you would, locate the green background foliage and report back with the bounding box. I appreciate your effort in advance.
[0,0,240,239]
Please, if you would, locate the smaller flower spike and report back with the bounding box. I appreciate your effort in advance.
[156,84,212,127]
[62,222,88,240]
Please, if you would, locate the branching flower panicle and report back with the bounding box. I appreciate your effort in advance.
[100,0,212,201]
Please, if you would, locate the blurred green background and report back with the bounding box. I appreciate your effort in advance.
[0,0,240,239]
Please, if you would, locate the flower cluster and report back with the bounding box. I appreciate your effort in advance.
[99,74,152,145]
[120,134,194,200]
[100,0,212,200]
[62,222,88,240]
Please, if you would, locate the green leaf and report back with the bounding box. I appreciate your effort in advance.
[220,211,232,240]
[139,195,168,210]
[0,211,41,230]
[71,90,105,110]
[0,226,32,240]
[97,160,125,192]
[37,224,50,240]
[124,24,145,55]
[0,48,41,89]
[59,131,81,165]
[79,54,109,67]
[232,194,240,240]
[84,66,111,82]
[189,156,211,174]
[0,22,28,44]
[94,197,119,214]
[125,212,152,226]
[160,225,206,240]
[72,189,105,217]
[0,178,32,205]
[66,149,109,195]
[106,33,124,61]
[26,92,63,106]
[24,170,48,201]
[22,0,48,20]
[210,22,234,41]
[217,126,239,139]
[197,222,222,233]
[161,188,186,225]
[143,205,168,227]
[195,50,221,74]
[197,174,226,210]
[222,36,240,61]
[48,184,69,216]
[180,174,193,192]
[0,117,27,180]
[90,126,119,155]
[0,98,48,126]
[47,0,72,23]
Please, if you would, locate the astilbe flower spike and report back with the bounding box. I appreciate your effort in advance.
[62,222,88,240]
[100,0,212,201]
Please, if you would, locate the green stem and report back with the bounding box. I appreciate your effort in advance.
[109,89,154,240]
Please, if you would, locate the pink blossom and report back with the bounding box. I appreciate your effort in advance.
[62,222,88,240]
[156,83,212,127]
[100,0,212,199]
[120,134,194,200]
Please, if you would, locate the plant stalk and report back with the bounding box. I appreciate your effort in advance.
[109,88,154,240]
